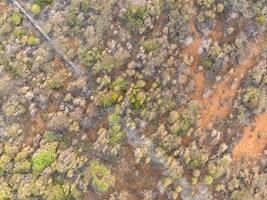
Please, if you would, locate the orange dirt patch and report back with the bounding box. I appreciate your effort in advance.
[52,57,65,67]
[182,21,205,99]
[232,111,267,160]
[208,21,224,41]
[183,21,266,131]
[113,146,161,199]
[24,103,58,145]
[194,38,265,130]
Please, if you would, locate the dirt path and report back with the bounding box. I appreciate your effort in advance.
[232,111,267,160]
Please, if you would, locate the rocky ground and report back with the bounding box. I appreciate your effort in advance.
[0,0,267,199]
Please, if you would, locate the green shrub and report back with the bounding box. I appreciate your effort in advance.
[45,184,67,200]
[141,40,159,53]
[27,36,39,46]
[81,0,90,13]
[256,15,266,25]
[218,155,232,168]
[43,131,58,143]
[108,113,121,125]
[190,159,202,169]
[79,49,102,68]
[31,4,41,15]
[13,28,27,38]
[11,13,22,26]
[202,58,213,69]
[107,130,125,147]
[34,0,53,6]
[130,88,146,110]
[242,87,262,109]
[14,161,31,174]
[179,115,192,134]
[111,77,127,92]
[90,160,115,192]
[99,92,118,108]
[47,70,66,90]
[0,183,12,200]
[122,6,148,34]
[203,175,214,185]
[31,144,57,173]
[0,154,11,175]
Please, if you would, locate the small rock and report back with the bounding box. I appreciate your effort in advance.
[227,27,234,35]
[215,76,222,82]
[197,65,204,72]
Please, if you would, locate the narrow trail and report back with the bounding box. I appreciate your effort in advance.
[232,111,267,160]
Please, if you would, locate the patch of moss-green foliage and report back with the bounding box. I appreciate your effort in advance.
[90,160,115,193]
[79,48,102,68]
[13,28,27,38]
[242,87,262,109]
[81,0,91,13]
[45,184,67,200]
[183,150,191,164]
[107,130,125,147]
[202,58,213,69]
[190,159,202,169]
[141,40,159,53]
[31,4,41,15]
[106,107,126,147]
[27,36,39,46]
[122,6,148,34]
[32,143,57,174]
[92,51,129,74]
[67,0,86,27]
[198,0,215,7]
[0,182,12,200]
[0,154,11,175]
[111,77,127,93]
[43,131,59,143]
[98,77,128,109]
[107,116,126,147]
[11,13,22,26]
[218,155,232,168]
[108,113,121,125]
[48,70,66,90]
[130,87,146,110]
[179,114,193,134]
[170,112,194,135]
[14,161,31,174]
[203,175,214,185]
[0,43,3,51]
[34,0,53,7]
[169,104,199,135]
[98,92,118,108]
[256,15,266,25]
[208,155,232,180]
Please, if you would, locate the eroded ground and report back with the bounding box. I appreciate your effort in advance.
[0,0,267,200]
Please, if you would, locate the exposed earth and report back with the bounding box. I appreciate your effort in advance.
[0,0,267,199]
